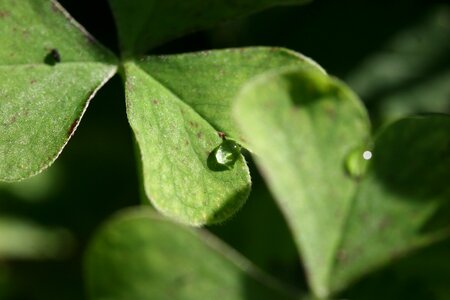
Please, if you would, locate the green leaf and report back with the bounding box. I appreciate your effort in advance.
[108,0,310,55]
[331,115,450,293]
[85,208,299,300]
[234,67,450,297]
[135,47,323,147]
[123,48,322,225]
[341,238,450,299]
[345,7,450,123]
[234,67,370,297]
[0,216,73,259]
[0,0,117,181]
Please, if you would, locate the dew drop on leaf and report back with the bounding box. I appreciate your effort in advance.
[362,150,372,160]
[345,147,372,178]
[214,140,241,169]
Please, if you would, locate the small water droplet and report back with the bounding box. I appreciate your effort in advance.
[214,140,240,169]
[363,150,372,160]
[208,139,241,171]
[345,147,372,179]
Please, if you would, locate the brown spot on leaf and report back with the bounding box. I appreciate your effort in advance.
[0,10,10,18]
[30,79,37,84]
[189,121,198,128]
[337,250,348,264]
[218,131,226,139]
[197,132,203,139]
[68,119,79,136]
[2,115,17,127]
[152,99,159,105]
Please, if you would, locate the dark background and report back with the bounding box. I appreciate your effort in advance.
[0,0,449,299]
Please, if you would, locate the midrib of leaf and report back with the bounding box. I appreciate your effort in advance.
[326,181,363,292]
[281,108,357,296]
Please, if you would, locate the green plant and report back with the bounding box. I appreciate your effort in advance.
[1,0,449,299]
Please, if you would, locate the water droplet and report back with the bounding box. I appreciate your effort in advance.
[345,147,372,178]
[214,140,240,168]
[363,150,372,160]
[208,140,241,171]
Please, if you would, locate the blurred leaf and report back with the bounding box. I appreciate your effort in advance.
[341,238,450,300]
[123,48,322,225]
[0,162,63,203]
[0,216,73,259]
[108,0,310,55]
[234,67,450,297]
[234,67,370,297]
[331,115,450,293]
[0,0,117,181]
[85,208,299,300]
[345,6,450,123]
[378,70,450,121]
[392,238,450,299]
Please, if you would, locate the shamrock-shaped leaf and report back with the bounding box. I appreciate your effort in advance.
[124,48,322,225]
[0,0,117,181]
[85,208,299,300]
[234,67,450,297]
[108,0,311,55]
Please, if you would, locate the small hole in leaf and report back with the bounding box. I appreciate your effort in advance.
[44,48,61,65]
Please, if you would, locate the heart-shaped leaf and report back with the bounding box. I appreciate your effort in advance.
[233,67,450,297]
[108,0,311,55]
[123,48,322,225]
[85,208,299,300]
[0,0,117,181]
